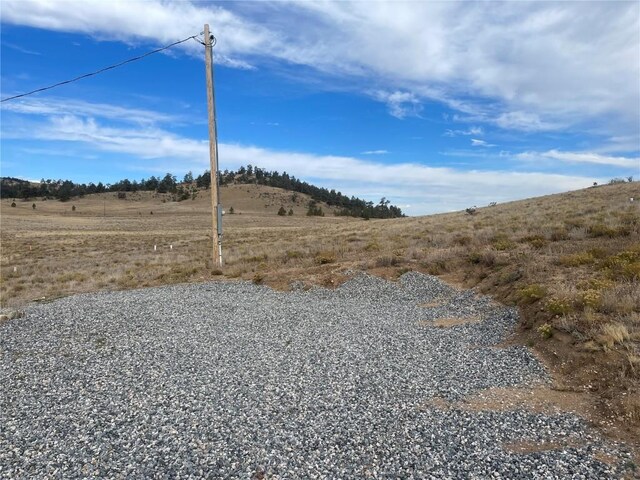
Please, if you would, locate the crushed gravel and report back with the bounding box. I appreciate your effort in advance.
[0,272,633,478]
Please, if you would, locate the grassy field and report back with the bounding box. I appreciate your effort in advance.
[1,181,639,446]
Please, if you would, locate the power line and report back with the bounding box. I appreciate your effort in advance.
[1,34,201,103]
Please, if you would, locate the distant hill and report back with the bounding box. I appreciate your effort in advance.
[0,165,404,219]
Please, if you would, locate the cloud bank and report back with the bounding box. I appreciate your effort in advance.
[3,0,638,140]
[2,98,616,215]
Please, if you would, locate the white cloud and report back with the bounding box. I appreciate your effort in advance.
[361,150,388,155]
[4,111,605,214]
[0,0,276,68]
[218,143,603,214]
[1,97,177,125]
[494,111,557,132]
[444,126,483,137]
[517,149,639,169]
[371,90,422,118]
[3,1,638,135]
[41,115,209,161]
[470,139,496,148]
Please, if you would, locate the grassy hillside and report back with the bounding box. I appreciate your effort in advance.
[1,181,639,445]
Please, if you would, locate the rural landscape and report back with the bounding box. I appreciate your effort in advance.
[2,175,639,445]
[2,0,639,477]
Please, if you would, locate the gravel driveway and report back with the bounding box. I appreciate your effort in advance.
[0,272,632,478]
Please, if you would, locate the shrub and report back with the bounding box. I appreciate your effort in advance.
[32,203,36,210]
[587,224,627,238]
[277,206,287,216]
[577,278,614,291]
[522,235,547,249]
[364,241,380,251]
[288,208,293,216]
[468,251,482,264]
[453,235,472,246]
[587,247,608,259]
[493,238,515,251]
[538,323,553,339]
[72,205,76,212]
[579,289,601,310]
[10,202,16,207]
[598,323,630,349]
[546,297,574,316]
[517,284,547,304]
[307,201,325,217]
[496,269,522,285]
[315,251,336,265]
[375,256,400,267]
[558,252,595,267]
[549,228,569,241]
[601,250,640,280]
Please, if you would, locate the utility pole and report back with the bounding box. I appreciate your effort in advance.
[204,24,223,267]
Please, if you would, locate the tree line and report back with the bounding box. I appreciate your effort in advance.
[196,165,404,219]
[0,165,404,219]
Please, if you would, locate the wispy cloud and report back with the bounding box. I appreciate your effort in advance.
[3,42,41,55]
[1,97,177,125]
[444,126,483,137]
[34,115,208,161]
[494,111,557,132]
[517,149,639,168]
[361,150,388,155]
[471,139,496,147]
[2,1,638,136]
[370,90,422,119]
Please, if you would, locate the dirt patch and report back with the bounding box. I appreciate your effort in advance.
[418,385,595,417]
[593,450,619,466]
[461,385,595,416]
[418,301,445,308]
[433,317,481,328]
[503,439,586,454]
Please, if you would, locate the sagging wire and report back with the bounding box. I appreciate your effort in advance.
[1,34,201,103]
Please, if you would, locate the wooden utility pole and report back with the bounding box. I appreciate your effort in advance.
[204,24,223,267]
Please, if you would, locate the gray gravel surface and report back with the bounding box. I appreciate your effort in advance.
[0,272,633,478]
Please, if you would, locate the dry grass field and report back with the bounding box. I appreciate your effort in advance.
[1,181,639,446]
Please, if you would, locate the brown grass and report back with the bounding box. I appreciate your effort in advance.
[1,181,639,449]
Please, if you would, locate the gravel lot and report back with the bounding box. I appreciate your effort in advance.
[0,272,633,478]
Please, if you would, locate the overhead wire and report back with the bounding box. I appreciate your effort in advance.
[1,34,207,103]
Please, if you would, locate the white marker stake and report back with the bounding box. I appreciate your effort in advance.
[170,245,173,251]
[13,267,17,273]
[154,245,157,252]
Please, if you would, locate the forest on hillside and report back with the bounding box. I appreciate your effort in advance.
[0,165,404,219]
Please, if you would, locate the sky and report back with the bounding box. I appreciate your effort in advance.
[1,0,639,215]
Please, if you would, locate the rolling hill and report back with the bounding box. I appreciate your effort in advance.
[1,179,639,449]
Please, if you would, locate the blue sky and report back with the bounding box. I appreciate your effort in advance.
[1,1,638,215]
